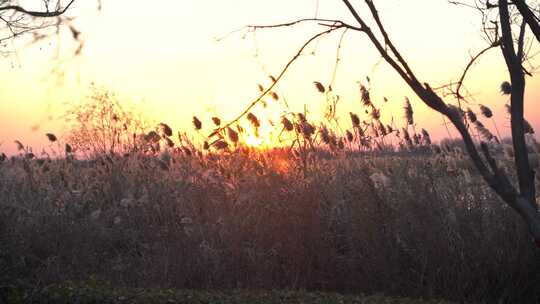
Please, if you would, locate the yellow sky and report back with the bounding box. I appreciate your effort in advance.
[1,0,539,154]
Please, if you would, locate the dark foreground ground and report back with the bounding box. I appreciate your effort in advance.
[2,282,457,304]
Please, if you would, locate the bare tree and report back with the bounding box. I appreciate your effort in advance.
[221,0,540,247]
[514,0,540,42]
[0,0,81,53]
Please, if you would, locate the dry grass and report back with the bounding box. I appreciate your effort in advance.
[1,87,539,303]
[1,148,539,303]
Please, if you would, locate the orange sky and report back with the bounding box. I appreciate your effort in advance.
[1,0,539,155]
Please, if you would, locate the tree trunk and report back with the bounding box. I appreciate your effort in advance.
[515,196,540,247]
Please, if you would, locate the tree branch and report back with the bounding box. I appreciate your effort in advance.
[340,0,412,88]
[514,0,540,43]
[363,0,420,83]
[0,0,75,18]
[209,26,345,137]
[499,0,535,206]
[454,42,499,101]
[247,18,352,30]
[339,0,499,190]
[517,18,527,62]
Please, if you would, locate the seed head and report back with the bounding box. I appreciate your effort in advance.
[377,121,387,137]
[357,125,365,138]
[46,133,57,142]
[359,84,371,107]
[247,113,260,128]
[404,97,414,125]
[346,130,354,142]
[370,108,381,120]
[213,140,229,150]
[159,123,173,137]
[474,121,494,141]
[466,108,477,123]
[371,124,379,138]
[145,131,161,143]
[212,117,221,126]
[281,117,294,131]
[227,127,239,143]
[237,125,244,134]
[193,116,202,130]
[65,144,73,154]
[524,119,534,134]
[301,122,315,138]
[421,129,431,145]
[14,140,24,151]
[500,81,512,95]
[314,81,325,93]
[479,104,493,118]
[320,125,330,144]
[350,112,360,128]
[402,128,412,147]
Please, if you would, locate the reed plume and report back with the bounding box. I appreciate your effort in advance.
[314,81,325,93]
[247,113,260,128]
[281,117,294,132]
[227,127,239,144]
[213,140,228,150]
[320,125,330,144]
[193,116,202,130]
[404,97,414,125]
[479,105,493,118]
[466,108,477,123]
[421,129,431,145]
[474,121,494,141]
[159,123,173,137]
[359,84,372,107]
[346,130,354,142]
[500,81,512,95]
[46,133,57,142]
[350,112,360,128]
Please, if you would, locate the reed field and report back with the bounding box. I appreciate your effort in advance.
[1,87,539,303]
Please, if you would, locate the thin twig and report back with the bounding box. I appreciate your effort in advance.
[208,26,345,138]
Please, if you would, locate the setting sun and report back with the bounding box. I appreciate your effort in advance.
[1,0,539,155]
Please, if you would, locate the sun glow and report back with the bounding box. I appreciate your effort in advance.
[1,0,540,156]
[244,133,264,147]
[241,122,282,149]
[235,98,292,149]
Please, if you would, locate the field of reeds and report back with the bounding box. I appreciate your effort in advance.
[1,86,540,303]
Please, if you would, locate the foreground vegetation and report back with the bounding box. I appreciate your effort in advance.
[1,88,539,303]
[3,281,458,304]
[1,147,539,303]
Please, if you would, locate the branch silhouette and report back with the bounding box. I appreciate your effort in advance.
[209,24,346,138]
[0,0,75,17]
[224,0,540,246]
